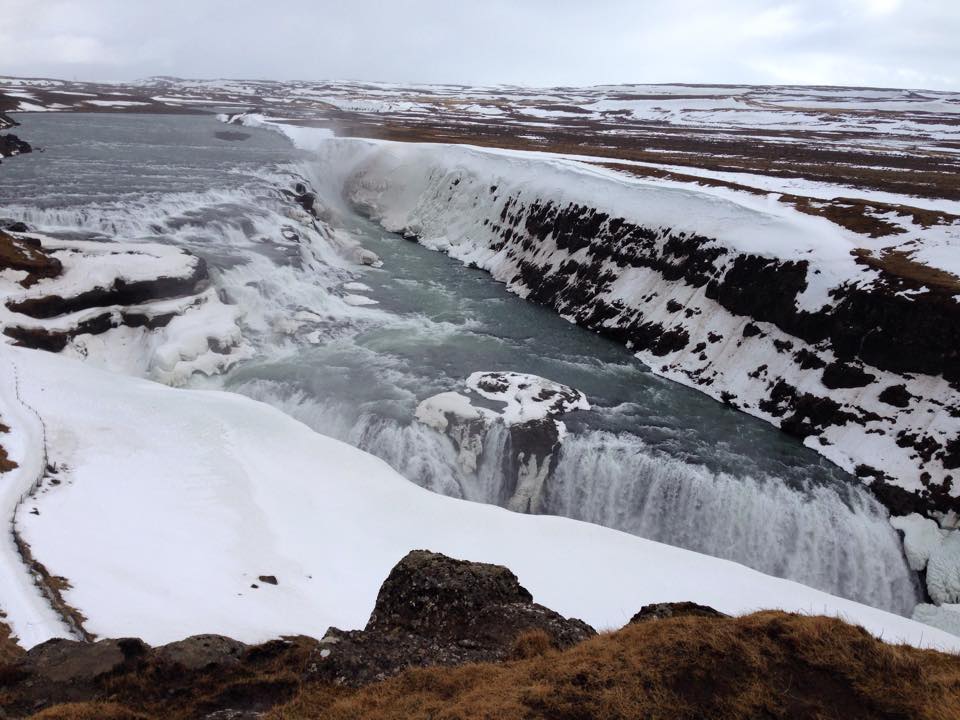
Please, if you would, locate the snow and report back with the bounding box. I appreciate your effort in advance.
[927,533,960,605]
[9,346,960,652]
[342,293,378,306]
[890,514,946,571]
[913,604,960,636]
[415,391,490,431]
[465,371,590,425]
[83,100,150,107]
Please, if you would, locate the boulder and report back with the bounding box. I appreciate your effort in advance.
[630,602,726,624]
[0,133,31,158]
[154,634,247,671]
[310,550,595,685]
[24,638,147,685]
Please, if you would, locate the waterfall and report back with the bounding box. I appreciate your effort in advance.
[235,379,919,614]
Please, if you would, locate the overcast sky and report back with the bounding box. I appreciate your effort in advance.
[1,0,958,90]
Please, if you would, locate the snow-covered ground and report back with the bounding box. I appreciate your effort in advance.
[5,345,959,653]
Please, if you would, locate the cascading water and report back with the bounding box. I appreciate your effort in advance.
[0,112,921,615]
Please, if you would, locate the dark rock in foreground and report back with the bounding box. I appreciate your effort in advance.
[630,601,728,623]
[0,551,597,715]
[312,550,596,686]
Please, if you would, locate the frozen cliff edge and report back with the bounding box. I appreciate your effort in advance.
[263,133,960,524]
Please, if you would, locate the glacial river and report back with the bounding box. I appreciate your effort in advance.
[0,112,919,613]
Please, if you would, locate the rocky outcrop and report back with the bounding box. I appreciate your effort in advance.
[415,372,590,512]
[0,551,596,715]
[309,550,596,686]
[0,230,248,381]
[0,112,18,130]
[0,133,31,158]
[630,601,727,623]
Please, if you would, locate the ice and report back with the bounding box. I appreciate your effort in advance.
[890,514,947,572]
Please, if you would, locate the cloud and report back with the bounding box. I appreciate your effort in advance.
[0,0,957,90]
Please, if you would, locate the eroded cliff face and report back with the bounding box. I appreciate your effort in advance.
[342,141,960,521]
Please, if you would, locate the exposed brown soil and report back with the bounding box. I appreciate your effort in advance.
[3,549,958,720]
[11,534,92,642]
[599,161,960,239]
[855,248,960,295]
[0,615,23,665]
[0,229,63,287]
[304,114,960,201]
[0,418,17,472]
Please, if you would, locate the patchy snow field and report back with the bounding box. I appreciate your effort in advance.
[6,346,959,652]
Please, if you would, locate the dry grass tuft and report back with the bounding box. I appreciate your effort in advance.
[19,612,960,720]
[854,248,960,294]
[0,614,24,664]
[0,417,17,473]
[268,611,960,720]
[509,628,556,660]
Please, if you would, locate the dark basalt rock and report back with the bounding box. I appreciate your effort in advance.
[630,602,726,624]
[154,634,246,671]
[879,384,913,408]
[0,229,64,287]
[6,255,208,319]
[0,219,29,232]
[0,112,19,129]
[758,380,859,439]
[821,361,876,389]
[483,193,960,391]
[313,550,595,686]
[0,133,31,158]
[25,637,148,684]
[214,130,251,142]
[794,347,827,370]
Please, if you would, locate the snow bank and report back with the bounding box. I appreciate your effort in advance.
[10,346,960,652]
[890,514,946,572]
